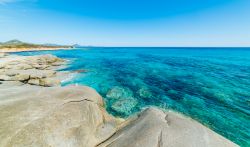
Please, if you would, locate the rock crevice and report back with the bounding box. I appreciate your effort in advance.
[63,98,95,105]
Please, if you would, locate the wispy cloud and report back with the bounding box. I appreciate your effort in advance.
[0,0,16,5]
[0,0,15,5]
[0,0,36,5]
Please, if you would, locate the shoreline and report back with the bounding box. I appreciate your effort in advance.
[0,47,73,53]
[0,53,238,147]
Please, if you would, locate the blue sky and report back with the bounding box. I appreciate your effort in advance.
[0,0,249,46]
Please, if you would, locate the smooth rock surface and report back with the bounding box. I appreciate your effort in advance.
[98,108,238,147]
[0,85,118,147]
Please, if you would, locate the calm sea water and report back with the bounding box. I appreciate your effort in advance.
[15,47,250,146]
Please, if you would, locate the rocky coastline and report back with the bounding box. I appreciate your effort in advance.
[0,53,238,147]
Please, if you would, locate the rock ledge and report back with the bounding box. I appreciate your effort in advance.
[0,54,65,87]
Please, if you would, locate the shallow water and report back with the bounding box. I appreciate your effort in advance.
[15,47,250,146]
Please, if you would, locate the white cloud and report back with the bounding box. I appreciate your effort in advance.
[0,0,16,5]
[0,0,36,5]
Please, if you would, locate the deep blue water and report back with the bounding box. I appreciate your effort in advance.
[15,48,250,146]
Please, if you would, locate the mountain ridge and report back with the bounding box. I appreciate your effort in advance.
[0,40,73,49]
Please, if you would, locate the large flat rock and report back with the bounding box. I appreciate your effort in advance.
[98,108,238,147]
[0,85,118,147]
[0,54,65,87]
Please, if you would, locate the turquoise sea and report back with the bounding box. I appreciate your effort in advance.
[15,48,250,146]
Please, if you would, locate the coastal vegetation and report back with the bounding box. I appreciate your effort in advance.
[0,39,73,49]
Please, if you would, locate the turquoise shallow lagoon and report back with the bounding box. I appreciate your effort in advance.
[16,48,250,146]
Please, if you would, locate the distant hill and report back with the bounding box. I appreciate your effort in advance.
[3,39,24,45]
[0,40,73,49]
[72,44,82,48]
[72,44,96,48]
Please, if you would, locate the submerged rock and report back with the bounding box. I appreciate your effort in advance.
[111,98,138,116]
[137,87,153,98]
[73,69,88,73]
[167,89,184,100]
[106,86,133,99]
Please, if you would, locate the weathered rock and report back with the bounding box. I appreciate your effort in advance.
[0,79,240,147]
[40,78,61,87]
[0,54,64,86]
[3,65,13,69]
[27,78,40,85]
[0,64,4,69]
[26,69,56,79]
[0,81,24,87]
[13,63,33,70]
[6,61,19,65]
[35,64,50,69]
[0,75,12,81]
[27,77,60,87]
[31,54,64,65]
[0,70,4,75]
[98,108,238,147]
[11,73,30,81]
[4,70,18,76]
[0,53,6,58]
[0,85,118,147]
[51,62,64,66]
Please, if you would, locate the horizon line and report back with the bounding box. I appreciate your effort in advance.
[76,46,250,48]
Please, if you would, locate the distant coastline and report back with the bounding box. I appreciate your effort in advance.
[0,47,73,53]
[0,39,74,53]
